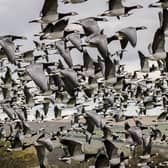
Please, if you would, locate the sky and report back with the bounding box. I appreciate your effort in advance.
[0,0,163,71]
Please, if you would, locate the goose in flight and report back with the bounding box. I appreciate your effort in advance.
[74,17,108,36]
[159,9,168,36]
[62,0,88,4]
[0,35,27,64]
[55,40,73,68]
[138,51,150,72]
[29,0,58,24]
[0,35,27,41]
[138,27,167,71]
[148,27,166,60]
[65,32,85,52]
[109,26,147,49]
[0,39,16,64]
[29,0,78,24]
[26,63,49,92]
[39,18,70,40]
[100,0,143,19]
[59,69,80,98]
[85,30,112,60]
[149,0,168,9]
[97,56,116,80]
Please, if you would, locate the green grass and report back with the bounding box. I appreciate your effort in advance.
[0,141,38,168]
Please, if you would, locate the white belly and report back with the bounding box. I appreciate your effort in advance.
[44,32,64,40]
[150,52,166,60]
[110,8,125,16]
[43,14,58,23]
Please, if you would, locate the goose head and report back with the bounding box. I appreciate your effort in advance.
[139,26,147,30]
[136,5,143,9]
[148,3,161,8]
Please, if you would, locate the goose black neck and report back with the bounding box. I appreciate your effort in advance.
[125,5,139,13]
[136,27,143,31]
[59,12,72,19]
[107,35,118,44]
[94,17,105,21]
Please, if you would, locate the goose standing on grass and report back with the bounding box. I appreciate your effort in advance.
[60,138,85,162]
[103,139,129,167]
[100,0,143,19]
[124,122,143,146]
[34,138,53,168]
[84,111,105,143]
[94,152,110,168]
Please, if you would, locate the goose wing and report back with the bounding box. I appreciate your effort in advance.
[60,138,83,156]
[109,0,123,10]
[41,0,58,17]
[118,27,137,48]
[0,39,16,64]
[152,28,165,53]
[26,63,49,92]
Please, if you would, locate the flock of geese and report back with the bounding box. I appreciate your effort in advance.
[1,0,168,167]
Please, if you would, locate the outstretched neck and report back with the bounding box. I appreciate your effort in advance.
[107,35,118,44]
[125,5,140,13]
[136,27,144,31]
[59,12,71,19]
